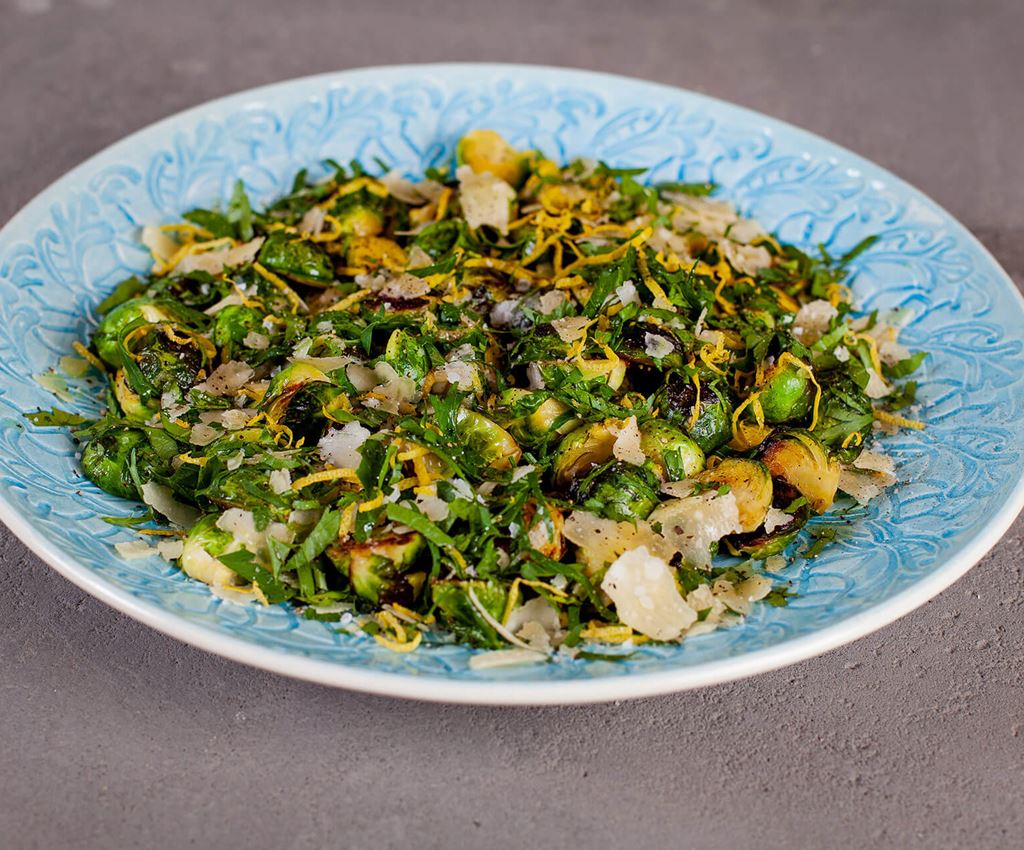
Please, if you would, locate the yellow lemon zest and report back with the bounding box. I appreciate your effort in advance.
[873,409,926,431]
[253,262,306,313]
[326,288,372,312]
[501,578,523,626]
[291,467,361,490]
[71,341,106,372]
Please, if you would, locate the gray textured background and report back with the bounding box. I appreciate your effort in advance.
[2,1,1023,848]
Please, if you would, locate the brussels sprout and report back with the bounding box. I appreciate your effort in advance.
[454,409,521,472]
[282,382,345,446]
[501,389,579,443]
[261,361,332,414]
[639,420,705,478]
[335,204,384,238]
[616,323,686,369]
[133,328,205,396]
[694,458,773,533]
[655,373,734,454]
[729,506,809,558]
[456,129,530,188]
[346,236,408,271]
[758,360,814,423]
[94,299,178,366]
[552,424,615,487]
[431,579,509,649]
[212,305,266,356]
[179,514,247,589]
[758,429,840,513]
[384,328,430,382]
[80,423,176,499]
[113,369,160,422]
[327,532,426,606]
[573,461,661,522]
[257,231,334,285]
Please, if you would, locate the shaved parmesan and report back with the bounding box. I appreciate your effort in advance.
[269,469,292,494]
[141,481,200,528]
[468,649,548,671]
[318,421,371,469]
[763,507,793,535]
[643,332,675,360]
[457,165,516,234]
[115,540,158,560]
[551,316,590,343]
[173,237,264,275]
[648,490,743,570]
[601,546,697,640]
[610,416,645,466]
[193,360,254,396]
[792,300,838,345]
[616,279,640,306]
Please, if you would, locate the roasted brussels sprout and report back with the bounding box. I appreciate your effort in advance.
[133,328,206,396]
[456,129,531,188]
[179,514,247,589]
[655,373,734,454]
[93,299,179,366]
[327,532,426,606]
[729,506,809,558]
[639,420,705,478]
[281,382,345,446]
[758,360,814,423]
[552,423,615,487]
[200,466,288,513]
[346,236,408,271]
[80,423,177,499]
[758,429,840,513]
[384,328,430,382]
[694,458,773,533]
[260,361,333,422]
[212,305,266,357]
[113,369,160,423]
[501,389,579,443]
[616,323,687,369]
[454,409,521,472]
[573,461,660,522]
[431,579,509,649]
[257,231,334,285]
[334,202,384,238]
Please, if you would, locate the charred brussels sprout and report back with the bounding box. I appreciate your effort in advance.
[212,305,266,356]
[93,299,179,366]
[282,382,344,446]
[573,461,660,522]
[257,231,334,285]
[327,532,426,606]
[133,328,206,396]
[758,360,814,423]
[552,424,615,487]
[456,129,531,188]
[384,328,430,382]
[431,579,509,649]
[655,373,734,454]
[639,420,705,478]
[334,200,384,238]
[729,506,809,559]
[260,361,333,422]
[616,323,686,369]
[758,429,840,513]
[694,458,773,533]
[80,423,177,499]
[454,409,521,472]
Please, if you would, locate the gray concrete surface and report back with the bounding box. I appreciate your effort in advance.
[2,1,1023,847]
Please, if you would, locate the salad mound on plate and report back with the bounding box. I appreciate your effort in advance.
[29,130,926,666]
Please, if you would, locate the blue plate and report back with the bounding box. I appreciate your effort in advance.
[1,64,1021,704]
